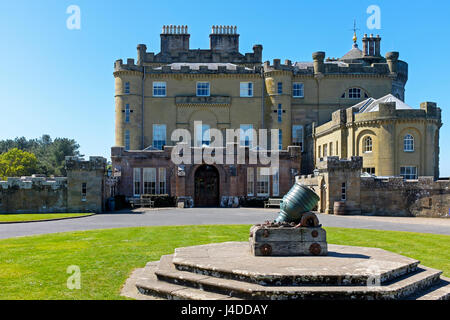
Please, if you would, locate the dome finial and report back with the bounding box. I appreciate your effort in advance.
[352,20,359,44]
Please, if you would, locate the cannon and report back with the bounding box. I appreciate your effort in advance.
[250,182,327,256]
[275,183,320,224]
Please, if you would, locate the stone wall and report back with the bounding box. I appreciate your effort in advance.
[360,176,450,218]
[0,176,67,213]
[0,156,109,214]
[296,156,449,218]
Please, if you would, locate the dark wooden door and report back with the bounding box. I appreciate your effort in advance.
[194,165,219,207]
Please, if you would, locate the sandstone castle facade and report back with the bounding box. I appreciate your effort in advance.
[111,25,442,209]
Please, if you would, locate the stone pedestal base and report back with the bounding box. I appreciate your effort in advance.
[249,224,328,256]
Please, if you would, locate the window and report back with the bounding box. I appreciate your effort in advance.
[341,182,347,201]
[329,142,333,156]
[159,168,166,194]
[256,168,269,196]
[240,82,253,97]
[133,168,141,196]
[363,136,373,153]
[293,83,304,98]
[247,167,254,196]
[278,129,282,150]
[143,168,156,194]
[240,124,253,147]
[277,104,282,123]
[125,104,130,123]
[195,123,210,146]
[272,168,279,196]
[81,183,87,202]
[196,82,210,96]
[153,124,166,150]
[348,88,361,99]
[323,144,328,157]
[124,82,130,94]
[404,134,414,152]
[292,125,304,151]
[318,146,321,158]
[124,130,130,150]
[363,167,376,175]
[277,82,282,94]
[153,82,166,97]
[400,166,417,179]
[336,141,339,157]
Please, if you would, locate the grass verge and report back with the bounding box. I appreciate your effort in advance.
[0,213,92,223]
[0,225,448,299]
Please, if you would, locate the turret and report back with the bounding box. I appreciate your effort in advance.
[386,51,399,74]
[312,51,325,74]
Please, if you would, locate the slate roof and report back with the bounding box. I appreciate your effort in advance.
[354,94,413,113]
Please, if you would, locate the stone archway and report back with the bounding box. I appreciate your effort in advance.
[194,165,220,207]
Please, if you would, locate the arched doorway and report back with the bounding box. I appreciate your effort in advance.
[194,165,219,207]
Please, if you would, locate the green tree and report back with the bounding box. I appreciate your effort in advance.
[0,148,38,180]
[0,135,81,176]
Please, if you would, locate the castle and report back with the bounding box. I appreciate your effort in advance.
[2,25,444,216]
[110,25,442,210]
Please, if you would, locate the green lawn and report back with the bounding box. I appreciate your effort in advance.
[0,225,448,300]
[0,213,91,223]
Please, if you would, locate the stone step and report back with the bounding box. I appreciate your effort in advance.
[135,261,240,300]
[405,276,450,300]
[172,242,420,286]
[155,255,442,300]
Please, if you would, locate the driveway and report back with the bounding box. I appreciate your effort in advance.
[0,208,449,239]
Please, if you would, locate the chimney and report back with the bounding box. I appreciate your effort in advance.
[160,25,190,54]
[210,25,239,52]
[363,34,382,57]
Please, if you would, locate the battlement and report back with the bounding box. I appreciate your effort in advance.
[0,175,67,190]
[317,156,363,171]
[114,25,263,68]
[263,52,395,76]
[65,156,107,171]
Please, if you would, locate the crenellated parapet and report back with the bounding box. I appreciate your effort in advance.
[114,60,261,75]
[0,175,67,190]
[316,156,363,171]
[115,25,262,70]
[65,156,107,172]
[263,53,399,77]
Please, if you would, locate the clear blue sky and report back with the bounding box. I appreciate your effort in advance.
[0,0,449,176]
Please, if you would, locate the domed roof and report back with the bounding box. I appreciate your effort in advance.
[340,43,363,62]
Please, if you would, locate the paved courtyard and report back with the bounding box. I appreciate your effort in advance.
[0,208,449,239]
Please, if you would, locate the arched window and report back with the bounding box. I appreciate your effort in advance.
[363,136,372,153]
[404,134,414,152]
[341,87,369,99]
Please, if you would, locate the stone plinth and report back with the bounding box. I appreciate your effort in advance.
[123,242,450,300]
[249,225,327,256]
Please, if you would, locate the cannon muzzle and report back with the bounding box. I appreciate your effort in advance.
[275,183,319,223]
